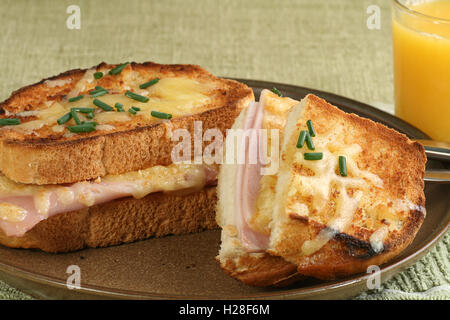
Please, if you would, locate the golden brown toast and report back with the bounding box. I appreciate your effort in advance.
[217,91,426,285]
[0,62,254,185]
[0,186,217,253]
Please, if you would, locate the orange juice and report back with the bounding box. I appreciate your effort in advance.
[393,0,450,141]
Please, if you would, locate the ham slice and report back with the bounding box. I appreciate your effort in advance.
[234,92,270,252]
[0,165,217,237]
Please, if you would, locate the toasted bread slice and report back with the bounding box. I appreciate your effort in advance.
[0,186,217,253]
[217,92,426,286]
[0,62,253,185]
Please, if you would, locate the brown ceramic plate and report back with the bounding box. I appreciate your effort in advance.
[0,80,448,300]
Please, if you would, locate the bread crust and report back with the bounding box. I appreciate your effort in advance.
[0,186,217,253]
[0,62,254,185]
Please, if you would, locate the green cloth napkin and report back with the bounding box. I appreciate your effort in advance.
[0,0,448,300]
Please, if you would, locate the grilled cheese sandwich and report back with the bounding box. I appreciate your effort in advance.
[217,90,426,285]
[0,62,253,252]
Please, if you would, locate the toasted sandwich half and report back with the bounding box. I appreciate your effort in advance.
[0,62,254,252]
[217,90,426,286]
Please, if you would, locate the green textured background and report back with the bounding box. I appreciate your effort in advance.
[0,0,448,300]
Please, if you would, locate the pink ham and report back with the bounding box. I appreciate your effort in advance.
[0,166,217,237]
[234,93,270,252]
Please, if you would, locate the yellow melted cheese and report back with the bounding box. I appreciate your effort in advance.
[0,163,209,221]
[259,95,419,257]
[0,203,27,222]
[8,75,215,134]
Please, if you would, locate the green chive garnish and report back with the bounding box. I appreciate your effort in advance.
[68,95,84,102]
[109,62,129,75]
[86,112,94,119]
[271,87,282,97]
[89,87,108,97]
[81,121,97,126]
[296,130,308,148]
[94,72,103,79]
[67,123,96,133]
[304,152,323,160]
[139,78,159,89]
[128,108,137,115]
[71,107,95,113]
[70,109,81,125]
[57,113,72,125]
[0,118,21,126]
[151,110,172,119]
[125,90,149,103]
[93,99,114,111]
[131,106,140,111]
[90,90,107,98]
[339,156,347,177]
[305,132,315,150]
[114,102,124,112]
[306,120,316,137]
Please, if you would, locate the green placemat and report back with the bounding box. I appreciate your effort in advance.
[0,0,448,300]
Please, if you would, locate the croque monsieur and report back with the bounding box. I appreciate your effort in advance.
[0,62,253,252]
[217,90,426,286]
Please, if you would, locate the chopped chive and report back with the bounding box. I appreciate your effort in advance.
[306,120,316,137]
[70,109,81,125]
[305,132,315,150]
[125,90,149,103]
[339,156,347,177]
[93,99,114,111]
[304,152,323,160]
[67,123,96,133]
[139,78,159,89]
[86,112,94,119]
[128,108,137,115]
[71,107,95,113]
[68,95,84,102]
[271,87,282,97]
[82,121,97,126]
[131,106,141,111]
[151,110,172,119]
[296,130,308,148]
[0,118,21,126]
[114,102,124,112]
[89,86,108,97]
[90,90,107,98]
[57,113,72,125]
[94,72,103,79]
[109,62,129,75]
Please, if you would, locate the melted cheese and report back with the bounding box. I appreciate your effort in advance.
[274,115,392,256]
[67,68,96,98]
[369,225,389,253]
[0,203,27,222]
[9,75,215,134]
[101,163,207,199]
[0,163,209,221]
[44,78,73,88]
[12,102,67,132]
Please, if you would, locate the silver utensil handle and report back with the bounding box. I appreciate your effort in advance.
[415,139,450,162]
[424,169,450,183]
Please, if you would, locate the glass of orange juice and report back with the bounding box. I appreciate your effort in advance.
[393,0,450,142]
